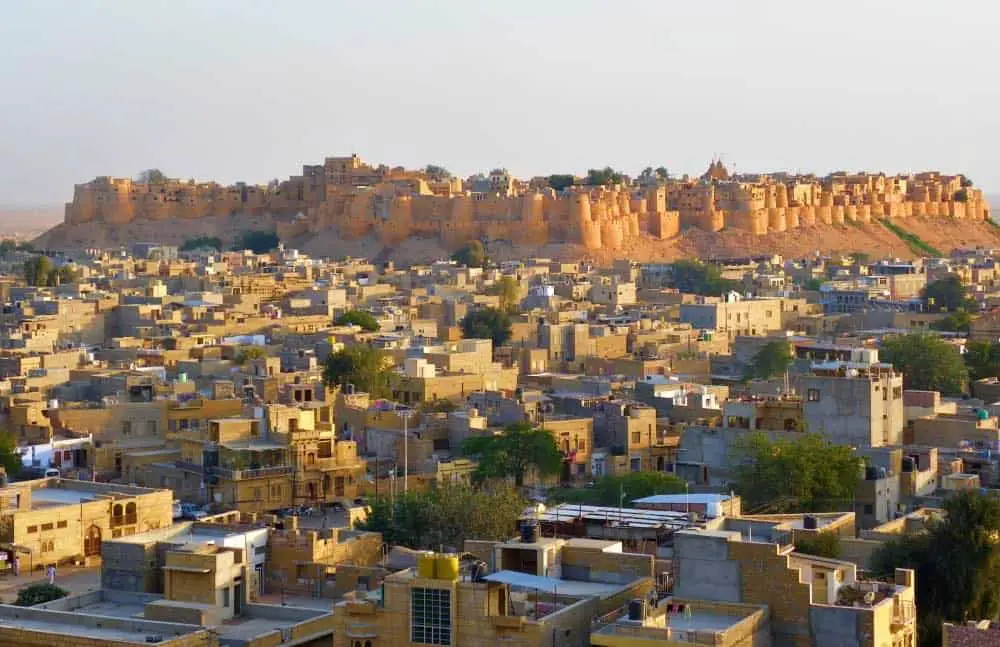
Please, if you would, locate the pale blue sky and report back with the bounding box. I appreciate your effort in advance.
[0,0,996,205]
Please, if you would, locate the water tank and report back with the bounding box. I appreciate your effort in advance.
[803,515,818,530]
[178,373,188,384]
[435,555,460,581]
[978,408,990,421]
[47,399,59,410]
[417,553,437,579]
[706,500,723,519]
[628,599,647,621]
[520,521,539,544]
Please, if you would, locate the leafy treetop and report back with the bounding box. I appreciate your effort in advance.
[322,345,395,399]
[743,340,793,381]
[881,333,968,395]
[460,307,512,349]
[451,240,487,268]
[463,422,563,487]
[731,433,861,513]
[335,310,381,332]
[358,483,525,550]
[922,275,974,312]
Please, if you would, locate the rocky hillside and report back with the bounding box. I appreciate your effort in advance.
[33,214,1000,266]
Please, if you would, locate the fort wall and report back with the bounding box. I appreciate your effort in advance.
[64,157,991,252]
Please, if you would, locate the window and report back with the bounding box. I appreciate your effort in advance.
[631,432,641,445]
[26,525,37,533]
[122,421,132,436]
[807,389,821,402]
[57,521,67,529]
[411,587,451,645]
[222,587,230,607]
[146,420,157,435]
[40,523,53,531]
[863,504,874,515]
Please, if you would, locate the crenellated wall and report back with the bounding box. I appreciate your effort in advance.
[64,158,992,252]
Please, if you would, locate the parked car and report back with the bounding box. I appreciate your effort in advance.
[180,503,207,520]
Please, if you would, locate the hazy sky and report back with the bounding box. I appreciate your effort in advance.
[1,0,997,205]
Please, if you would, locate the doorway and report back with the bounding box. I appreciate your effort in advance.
[84,525,102,556]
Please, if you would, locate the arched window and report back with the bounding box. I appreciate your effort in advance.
[125,501,137,525]
[112,503,124,526]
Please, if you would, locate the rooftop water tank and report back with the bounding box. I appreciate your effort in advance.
[417,553,437,579]
[435,555,460,581]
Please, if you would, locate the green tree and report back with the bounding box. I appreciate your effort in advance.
[322,345,395,399]
[547,174,575,191]
[954,189,969,203]
[137,168,168,183]
[881,333,968,395]
[584,167,624,186]
[423,164,451,179]
[932,311,972,334]
[803,278,824,291]
[335,310,381,332]
[794,532,841,559]
[731,433,861,512]
[235,346,267,365]
[180,236,223,251]
[451,240,487,268]
[488,276,521,313]
[15,583,68,606]
[550,472,686,506]
[23,256,52,286]
[359,483,525,550]
[460,307,512,349]
[47,265,77,286]
[667,259,739,296]
[463,422,563,487]
[234,230,280,254]
[922,275,973,312]
[0,433,21,477]
[0,239,16,257]
[743,340,793,381]
[965,340,1000,380]
[871,491,1000,647]
[655,166,670,180]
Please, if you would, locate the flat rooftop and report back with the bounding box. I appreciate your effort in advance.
[483,570,627,599]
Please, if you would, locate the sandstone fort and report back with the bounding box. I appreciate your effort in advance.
[64,155,991,251]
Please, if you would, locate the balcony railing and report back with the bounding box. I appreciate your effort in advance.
[212,465,293,480]
[175,460,204,473]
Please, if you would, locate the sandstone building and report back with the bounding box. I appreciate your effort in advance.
[64,154,991,253]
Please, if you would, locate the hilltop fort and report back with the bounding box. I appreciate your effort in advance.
[61,154,991,254]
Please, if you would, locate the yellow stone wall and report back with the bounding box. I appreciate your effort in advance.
[66,159,990,255]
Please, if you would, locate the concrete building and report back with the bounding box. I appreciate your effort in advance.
[801,359,904,448]
[332,536,654,647]
[672,524,917,647]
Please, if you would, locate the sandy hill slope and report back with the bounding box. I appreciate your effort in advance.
[33,215,1000,266]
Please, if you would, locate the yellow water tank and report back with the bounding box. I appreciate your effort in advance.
[417,553,437,579]
[435,554,460,581]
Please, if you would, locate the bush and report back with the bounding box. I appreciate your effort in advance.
[794,532,841,559]
[16,583,68,606]
[234,230,280,254]
[335,310,380,332]
[181,236,222,251]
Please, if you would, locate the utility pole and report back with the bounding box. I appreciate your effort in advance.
[402,409,414,494]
